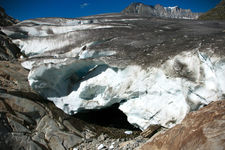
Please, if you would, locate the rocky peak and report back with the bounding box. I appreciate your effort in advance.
[0,7,21,61]
[121,2,201,19]
[0,6,18,26]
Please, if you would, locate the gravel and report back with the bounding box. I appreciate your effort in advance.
[74,133,148,150]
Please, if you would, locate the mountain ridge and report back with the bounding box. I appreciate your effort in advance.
[199,0,225,20]
[121,2,201,19]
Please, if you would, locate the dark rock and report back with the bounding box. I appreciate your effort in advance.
[0,31,21,61]
[0,6,18,27]
[0,6,21,61]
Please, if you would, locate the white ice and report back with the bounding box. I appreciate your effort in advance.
[27,50,225,130]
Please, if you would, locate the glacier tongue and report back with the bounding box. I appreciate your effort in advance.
[3,15,225,130]
[26,50,225,130]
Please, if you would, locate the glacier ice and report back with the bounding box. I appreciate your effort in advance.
[26,50,225,130]
[4,16,225,130]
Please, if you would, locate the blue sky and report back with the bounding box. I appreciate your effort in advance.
[0,0,221,20]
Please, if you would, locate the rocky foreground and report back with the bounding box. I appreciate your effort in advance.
[140,100,225,150]
[1,1,225,150]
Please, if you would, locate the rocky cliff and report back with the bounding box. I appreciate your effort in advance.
[121,3,201,19]
[140,100,225,150]
[0,7,21,61]
[0,6,17,26]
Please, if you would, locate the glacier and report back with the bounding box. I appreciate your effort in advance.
[24,50,225,130]
[3,14,225,130]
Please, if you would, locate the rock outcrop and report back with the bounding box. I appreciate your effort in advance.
[0,31,21,61]
[121,3,201,19]
[2,13,225,130]
[199,0,225,20]
[0,7,21,61]
[0,61,84,150]
[0,6,17,26]
[140,100,225,150]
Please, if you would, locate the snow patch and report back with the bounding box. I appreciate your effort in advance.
[167,6,178,10]
[21,58,69,70]
[79,50,116,59]
[124,131,133,135]
[13,37,72,56]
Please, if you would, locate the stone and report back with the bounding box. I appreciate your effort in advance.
[140,124,162,138]
[0,31,21,61]
[140,100,225,150]
[98,134,107,141]
[36,115,82,149]
[97,144,105,150]
[0,61,31,92]
[7,117,30,133]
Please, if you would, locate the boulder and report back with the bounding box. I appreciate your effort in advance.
[140,100,225,150]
